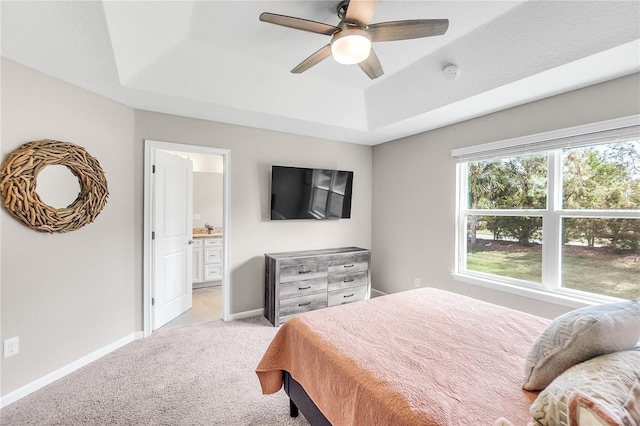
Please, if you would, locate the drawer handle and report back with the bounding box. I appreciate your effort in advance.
[298,270,312,274]
[343,264,354,268]
[298,285,311,290]
[343,293,354,298]
[343,278,354,283]
[298,302,311,306]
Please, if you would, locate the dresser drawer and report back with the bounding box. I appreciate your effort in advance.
[328,271,368,291]
[280,277,327,299]
[328,285,368,307]
[279,293,327,320]
[327,256,369,275]
[205,247,222,263]
[328,252,368,267]
[192,239,204,248]
[280,262,327,283]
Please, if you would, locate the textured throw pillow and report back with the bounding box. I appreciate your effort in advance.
[523,300,640,390]
[529,350,640,426]
[625,372,640,422]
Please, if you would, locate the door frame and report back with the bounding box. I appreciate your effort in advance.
[143,139,231,337]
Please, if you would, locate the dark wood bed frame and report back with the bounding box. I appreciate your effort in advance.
[283,371,331,425]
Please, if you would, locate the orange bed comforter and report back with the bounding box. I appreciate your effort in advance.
[256,288,549,425]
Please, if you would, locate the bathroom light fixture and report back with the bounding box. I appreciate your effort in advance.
[330,27,372,64]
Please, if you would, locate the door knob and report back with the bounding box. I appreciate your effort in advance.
[188,240,194,245]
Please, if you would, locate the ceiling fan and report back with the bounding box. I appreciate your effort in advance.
[259,0,449,79]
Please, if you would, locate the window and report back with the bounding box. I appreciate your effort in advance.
[453,118,640,302]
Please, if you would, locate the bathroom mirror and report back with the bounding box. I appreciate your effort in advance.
[36,164,81,209]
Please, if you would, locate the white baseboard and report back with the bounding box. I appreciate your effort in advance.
[227,308,263,321]
[0,331,143,409]
[371,288,387,298]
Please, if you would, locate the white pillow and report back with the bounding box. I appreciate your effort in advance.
[523,300,640,391]
[530,350,640,426]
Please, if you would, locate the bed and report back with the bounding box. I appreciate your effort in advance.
[256,287,551,425]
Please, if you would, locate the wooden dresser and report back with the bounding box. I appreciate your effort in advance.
[264,247,371,326]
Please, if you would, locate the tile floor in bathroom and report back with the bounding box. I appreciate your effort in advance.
[160,285,221,330]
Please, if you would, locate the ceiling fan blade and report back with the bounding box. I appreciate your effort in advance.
[368,19,449,42]
[345,0,377,27]
[358,48,384,79]
[260,13,339,35]
[291,44,332,74]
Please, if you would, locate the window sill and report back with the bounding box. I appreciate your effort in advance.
[450,272,622,310]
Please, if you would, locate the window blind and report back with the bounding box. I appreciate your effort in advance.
[451,116,640,163]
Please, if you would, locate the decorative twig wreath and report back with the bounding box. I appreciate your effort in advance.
[0,139,108,233]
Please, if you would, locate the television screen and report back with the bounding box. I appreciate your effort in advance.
[271,166,353,220]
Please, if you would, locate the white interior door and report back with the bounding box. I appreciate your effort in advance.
[153,151,194,330]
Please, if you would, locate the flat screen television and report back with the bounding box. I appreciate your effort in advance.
[271,166,353,220]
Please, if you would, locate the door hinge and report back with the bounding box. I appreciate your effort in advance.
[152,297,155,306]
[152,165,156,173]
[152,231,155,240]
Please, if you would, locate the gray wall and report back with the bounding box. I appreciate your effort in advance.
[1,59,137,396]
[372,73,640,319]
[1,58,373,396]
[134,110,373,314]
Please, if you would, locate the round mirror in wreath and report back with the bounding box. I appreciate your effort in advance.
[0,139,109,233]
[36,164,82,209]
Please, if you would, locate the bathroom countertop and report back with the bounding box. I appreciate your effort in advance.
[193,226,222,238]
[193,232,222,238]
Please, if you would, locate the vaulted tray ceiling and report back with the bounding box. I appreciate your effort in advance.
[2,1,638,145]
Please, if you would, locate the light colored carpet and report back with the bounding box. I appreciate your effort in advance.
[0,316,310,425]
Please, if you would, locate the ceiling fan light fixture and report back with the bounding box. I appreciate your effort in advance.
[260,2,450,79]
[330,28,371,64]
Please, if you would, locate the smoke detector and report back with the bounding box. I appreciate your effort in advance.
[442,64,458,80]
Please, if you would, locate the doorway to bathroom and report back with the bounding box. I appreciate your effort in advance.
[143,140,230,337]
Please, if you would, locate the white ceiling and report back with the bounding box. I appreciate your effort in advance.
[2,1,639,145]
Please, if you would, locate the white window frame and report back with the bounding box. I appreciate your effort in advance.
[452,116,640,308]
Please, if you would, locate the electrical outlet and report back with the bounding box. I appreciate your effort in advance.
[414,277,421,287]
[193,214,201,220]
[4,337,19,358]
